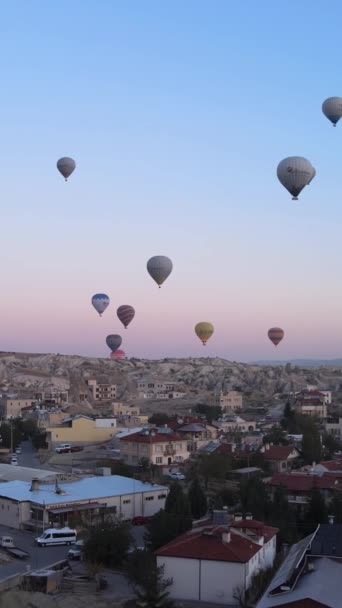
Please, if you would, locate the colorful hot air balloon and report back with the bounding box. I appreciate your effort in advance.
[277,157,315,200]
[110,349,126,360]
[268,327,284,346]
[147,256,173,288]
[92,293,110,317]
[195,322,214,346]
[322,97,342,126]
[106,334,122,353]
[57,157,76,181]
[117,305,135,329]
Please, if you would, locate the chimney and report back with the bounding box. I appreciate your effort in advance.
[328,514,335,525]
[222,529,231,544]
[245,513,253,520]
[234,512,243,522]
[30,478,40,492]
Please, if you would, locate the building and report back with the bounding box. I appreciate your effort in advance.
[136,379,185,400]
[34,387,69,405]
[0,464,58,483]
[294,390,328,419]
[213,415,257,434]
[86,379,117,402]
[120,428,190,468]
[0,474,169,530]
[267,472,342,509]
[169,419,218,452]
[156,513,278,606]
[22,409,66,431]
[256,524,342,608]
[260,444,300,473]
[211,390,243,412]
[311,458,342,474]
[47,415,118,446]
[112,403,141,417]
[304,387,332,404]
[0,396,33,419]
[325,417,342,438]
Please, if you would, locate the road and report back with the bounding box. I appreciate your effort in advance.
[0,525,69,580]
[16,440,55,472]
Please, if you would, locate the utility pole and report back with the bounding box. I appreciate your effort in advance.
[10,422,13,454]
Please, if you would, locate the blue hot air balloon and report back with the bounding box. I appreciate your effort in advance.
[106,334,122,353]
[91,294,110,317]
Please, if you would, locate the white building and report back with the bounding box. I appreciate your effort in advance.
[136,379,184,400]
[213,416,256,433]
[86,379,117,402]
[0,474,169,530]
[156,515,278,606]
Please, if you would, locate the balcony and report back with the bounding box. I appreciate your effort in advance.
[164,448,176,456]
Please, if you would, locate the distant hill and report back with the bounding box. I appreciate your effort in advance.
[253,358,342,368]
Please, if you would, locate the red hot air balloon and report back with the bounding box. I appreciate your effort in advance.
[268,327,284,346]
[117,305,135,329]
[110,350,126,360]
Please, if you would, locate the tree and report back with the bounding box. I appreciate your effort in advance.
[165,483,192,534]
[197,453,231,488]
[148,413,172,426]
[302,425,322,464]
[134,563,175,608]
[0,422,22,450]
[188,477,207,519]
[145,510,180,550]
[269,486,298,545]
[304,487,328,534]
[83,518,132,567]
[263,426,288,446]
[195,404,222,423]
[322,433,341,459]
[239,477,270,521]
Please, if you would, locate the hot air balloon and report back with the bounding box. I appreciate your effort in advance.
[147,256,173,288]
[268,327,284,346]
[117,305,135,329]
[322,97,342,126]
[110,349,126,360]
[57,157,76,181]
[106,334,122,353]
[277,157,315,200]
[92,293,110,317]
[195,322,214,346]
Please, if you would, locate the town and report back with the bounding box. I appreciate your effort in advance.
[0,353,341,608]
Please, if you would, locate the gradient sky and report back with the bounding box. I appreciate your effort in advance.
[1,0,342,361]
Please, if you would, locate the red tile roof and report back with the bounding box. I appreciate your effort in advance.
[231,519,278,543]
[319,459,342,471]
[263,445,299,461]
[119,430,183,443]
[268,473,342,492]
[155,522,277,563]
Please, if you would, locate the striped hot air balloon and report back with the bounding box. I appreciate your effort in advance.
[106,334,122,353]
[117,305,135,329]
[268,327,284,346]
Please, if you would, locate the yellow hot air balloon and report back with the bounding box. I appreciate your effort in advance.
[195,322,214,346]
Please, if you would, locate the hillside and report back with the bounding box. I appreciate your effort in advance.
[1,352,342,409]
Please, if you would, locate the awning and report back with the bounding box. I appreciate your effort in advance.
[48,502,104,514]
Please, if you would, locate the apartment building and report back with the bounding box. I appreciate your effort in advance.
[47,415,118,446]
[294,390,328,419]
[120,428,190,467]
[86,379,117,402]
[0,396,33,419]
[211,391,243,412]
[213,415,256,434]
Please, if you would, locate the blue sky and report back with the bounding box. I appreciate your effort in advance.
[1,1,342,360]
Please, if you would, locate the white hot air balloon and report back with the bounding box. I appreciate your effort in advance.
[277,157,315,200]
[322,97,342,127]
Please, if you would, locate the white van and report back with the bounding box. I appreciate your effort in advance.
[35,527,77,547]
[10,456,18,466]
[1,535,14,548]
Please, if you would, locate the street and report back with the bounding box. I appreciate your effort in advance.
[15,440,55,472]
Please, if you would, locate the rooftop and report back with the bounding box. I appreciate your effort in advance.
[318,459,342,472]
[119,429,183,443]
[310,523,342,558]
[156,520,277,564]
[0,475,168,506]
[263,445,299,461]
[268,472,342,492]
[0,464,57,483]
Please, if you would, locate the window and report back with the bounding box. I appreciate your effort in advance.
[156,457,162,464]
[158,494,166,499]
[155,445,162,453]
[175,443,181,450]
[145,496,154,501]
[123,499,131,505]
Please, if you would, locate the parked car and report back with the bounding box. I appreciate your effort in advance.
[168,472,186,481]
[15,447,22,454]
[70,445,84,453]
[68,539,84,560]
[55,443,72,454]
[10,456,18,466]
[132,516,152,526]
[1,535,14,548]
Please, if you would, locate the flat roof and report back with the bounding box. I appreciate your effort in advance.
[0,464,57,483]
[0,474,168,506]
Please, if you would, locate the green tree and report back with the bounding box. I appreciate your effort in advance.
[145,510,180,550]
[239,477,270,521]
[0,422,22,450]
[188,477,207,519]
[134,563,175,608]
[83,518,132,567]
[302,425,322,464]
[148,413,172,426]
[195,404,222,423]
[197,453,232,488]
[269,486,298,545]
[165,483,192,534]
[331,492,342,524]
[322,433,341,459]
[304,487,328,534]
[263,426,288,446]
